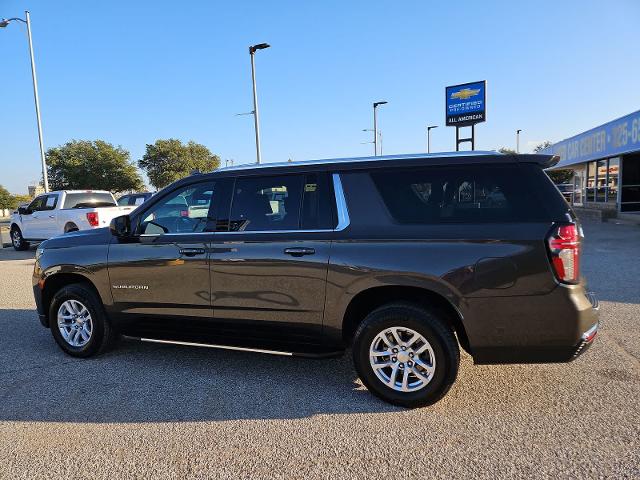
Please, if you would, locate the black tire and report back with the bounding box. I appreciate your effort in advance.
[10,226,29,251]
[352,302,460,408]
[49,283,116,358]
[64,223,79,233]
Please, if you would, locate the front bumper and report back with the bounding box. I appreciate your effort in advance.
[33,282,48,327]
[32,257,48,328]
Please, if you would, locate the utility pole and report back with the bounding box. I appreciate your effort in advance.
[427,125,438,153]
[372,101,387,156]
[249,43,270,164]
[1,11,49,191]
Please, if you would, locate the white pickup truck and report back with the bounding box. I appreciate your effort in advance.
[9,190,135,250]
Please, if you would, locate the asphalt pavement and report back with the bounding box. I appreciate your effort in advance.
[0,221,638,479]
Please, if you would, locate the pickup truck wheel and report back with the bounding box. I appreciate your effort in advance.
[352,303,459,408]
[49,283,115,358]
[10,227,29,251]
[64,223,79,233]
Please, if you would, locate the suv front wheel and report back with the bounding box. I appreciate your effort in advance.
[49,283,116,357]
[352,303,460,408]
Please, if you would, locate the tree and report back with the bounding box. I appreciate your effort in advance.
[139,139,221,189]
[533,140,553,153]
[533,141,573,184]
[0,185,15,210]
[13,194,32,205]
[46,140,144,192]
[498,147,517,155]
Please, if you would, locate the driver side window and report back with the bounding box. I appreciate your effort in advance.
[28,196,46,212]
[140,181,216,235]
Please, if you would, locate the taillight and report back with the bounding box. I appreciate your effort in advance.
[547,223,580,283]
[86,212,99,227]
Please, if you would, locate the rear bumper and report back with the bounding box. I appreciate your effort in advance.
[571,320,598,359]
[467,286,600,364]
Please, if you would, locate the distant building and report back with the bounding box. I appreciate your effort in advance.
[28,184,45,198]
[543,109,640,219]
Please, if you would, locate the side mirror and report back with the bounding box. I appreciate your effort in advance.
[110,215,132,238]
[18,206,31,215]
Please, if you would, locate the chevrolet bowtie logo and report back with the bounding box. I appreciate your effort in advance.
[451,88,481,100]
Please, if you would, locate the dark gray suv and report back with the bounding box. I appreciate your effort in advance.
[32,152,599,407]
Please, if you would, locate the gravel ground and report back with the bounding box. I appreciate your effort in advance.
[0,221,638,479]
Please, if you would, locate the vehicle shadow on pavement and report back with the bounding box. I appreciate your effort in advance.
[0,248,35,262]
[0,309,400,423]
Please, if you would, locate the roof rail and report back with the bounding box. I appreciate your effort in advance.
[214,150,502,173]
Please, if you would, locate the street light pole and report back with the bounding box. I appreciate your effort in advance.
[1,11,49,192]
[427,125,438,153]
[249,43,270,164]
[516,129,522,154]
[373,101,387,156]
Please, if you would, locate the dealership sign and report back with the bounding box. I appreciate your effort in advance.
[446,81,486,126]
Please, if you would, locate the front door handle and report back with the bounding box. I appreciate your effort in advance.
[179,247,206,257]
[284,247,315,257]
[48,215,55,219]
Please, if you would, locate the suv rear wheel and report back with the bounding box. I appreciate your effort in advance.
[49,283,115,357]
[352,303,459,408]
[10,226,29,251]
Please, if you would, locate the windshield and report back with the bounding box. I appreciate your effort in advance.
[63,192,116,209]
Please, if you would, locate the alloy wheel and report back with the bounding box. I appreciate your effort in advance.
[57,299,93,348]
[369,326,436,392]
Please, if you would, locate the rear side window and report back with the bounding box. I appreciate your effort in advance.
[63,192,116,209]
[230,175,303,231]
[132,195,148,206]
[371,165,547,223]
[227,173,335,232]
[301,173,335,230]
[43,194,58,210]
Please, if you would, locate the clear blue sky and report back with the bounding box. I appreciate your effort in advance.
[1,0,639,193]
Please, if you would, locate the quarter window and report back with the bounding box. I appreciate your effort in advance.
[371,165,545,224]
[140,182,216,234]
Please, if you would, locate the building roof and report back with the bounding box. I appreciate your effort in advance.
[541,109,640,169]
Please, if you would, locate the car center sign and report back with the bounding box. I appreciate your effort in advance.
[540,109,640,169]
[446,81,486,126]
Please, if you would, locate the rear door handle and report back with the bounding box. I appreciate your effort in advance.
[284,247,315,257]
[179,247,206,257]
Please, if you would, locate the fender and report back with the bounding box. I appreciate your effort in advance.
[323,264,468,347]
[38,263,114,306]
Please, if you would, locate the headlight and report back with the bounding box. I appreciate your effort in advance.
[36,246,45,260]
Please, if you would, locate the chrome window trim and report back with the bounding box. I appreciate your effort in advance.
[135,173,350,237]
[332,173,350,231]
